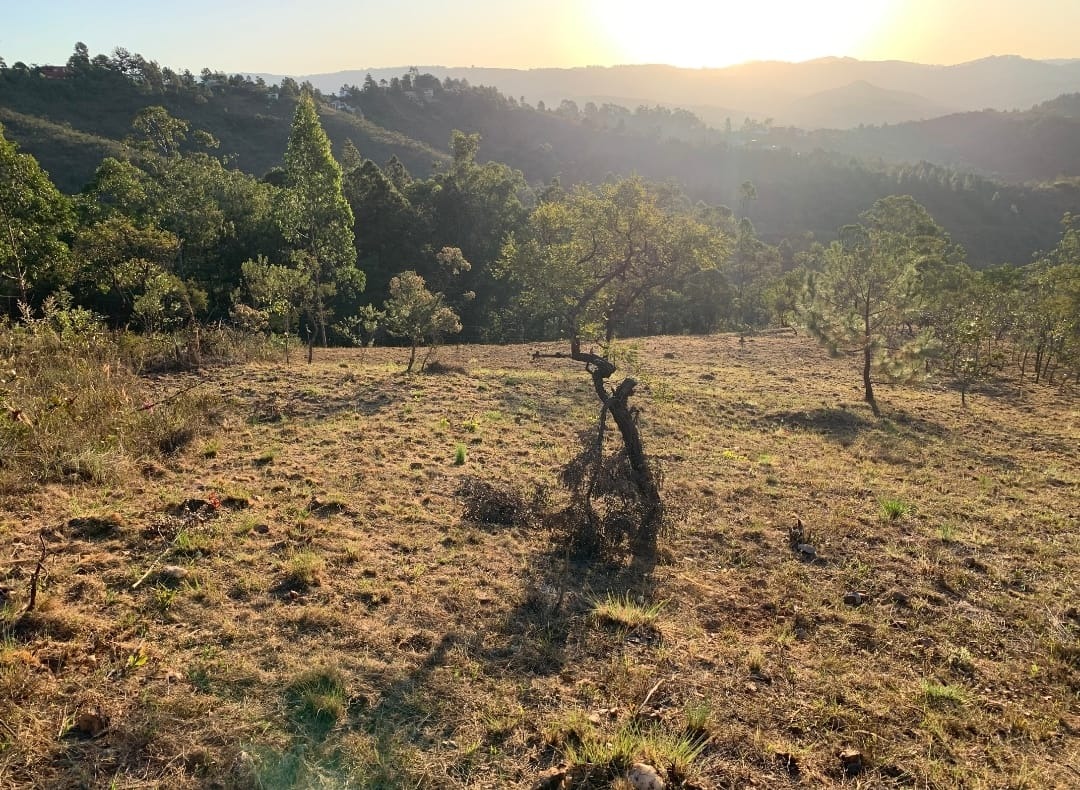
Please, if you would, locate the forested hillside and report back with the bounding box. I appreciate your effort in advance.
[797,97,1080,182]
[1,47,1078,266]
[1,44,1078,392]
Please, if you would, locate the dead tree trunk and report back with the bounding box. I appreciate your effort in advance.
[536,336,664,551]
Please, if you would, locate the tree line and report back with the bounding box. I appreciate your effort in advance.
[1,58,1077,395]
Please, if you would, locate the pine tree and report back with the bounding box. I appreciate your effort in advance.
[275,93,361,357]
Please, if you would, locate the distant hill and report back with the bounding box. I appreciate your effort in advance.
[3,56,1078,266]
[797,95,1080,182]
[265,56,1080,130]
[788,81,952,129]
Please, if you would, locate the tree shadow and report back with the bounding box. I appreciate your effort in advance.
[766,405,949,444]
[479,536,661,678]
[766,407,873,443]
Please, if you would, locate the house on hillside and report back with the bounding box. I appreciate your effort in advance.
[38,66,68,80]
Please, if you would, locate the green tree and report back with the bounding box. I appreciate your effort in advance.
[236,255,310,363]
[0,124,73,309]
[803,196,947,416]
[501,177,729,553]
[275,92,361,357]
[382,271,462,372]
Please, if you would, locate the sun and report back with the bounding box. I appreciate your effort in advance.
[589,0,896,67]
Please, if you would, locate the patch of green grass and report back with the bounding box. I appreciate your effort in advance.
[920,680,968,707]
[880,497,912,521]
[563,722,707,784]
[285,668,348,740]
[453,443,467,465]
[281,551,325,589]
[591,593,665,630]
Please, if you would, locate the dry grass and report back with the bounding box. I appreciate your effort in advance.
[1,334,1078,788]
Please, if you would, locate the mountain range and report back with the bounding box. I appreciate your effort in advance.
[259,55,1080,130]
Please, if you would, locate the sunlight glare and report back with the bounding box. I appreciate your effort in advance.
[590,0,896,67]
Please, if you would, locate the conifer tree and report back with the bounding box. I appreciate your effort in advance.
[275,93,361,358]
[803,196,947,416]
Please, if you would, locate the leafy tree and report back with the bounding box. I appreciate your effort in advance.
[803,196,948,416]
[73,215,181,325]
[501,177,728,554]
[236,255,310,362]
[382,271,462,372]
[0,124,73,310]
[275,92,361,357]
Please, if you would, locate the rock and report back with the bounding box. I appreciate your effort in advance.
[531,765,568,790]
[74,709,108,738]
[839,748,863,775]
[843,591,867,606]
[796,543,817,559]
[628,762,666,790]
[888,590,911,607]
[157,565,189,584]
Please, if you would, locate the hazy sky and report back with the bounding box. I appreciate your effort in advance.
[4,0,1078,74]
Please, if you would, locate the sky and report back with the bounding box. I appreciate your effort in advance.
[4,0,1079,75]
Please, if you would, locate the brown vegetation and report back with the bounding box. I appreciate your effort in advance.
[1,334,1077,788]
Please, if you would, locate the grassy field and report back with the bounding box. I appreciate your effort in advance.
[1,333,1077,788]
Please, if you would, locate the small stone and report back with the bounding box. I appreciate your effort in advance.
[843,591,867,606]
[254,523,270,534]
[157,565,189,583]
[839,748,863,775]
[74,710,108,737]
[628,762,666,790]
[531,765,568,790]
[796,543,817,559]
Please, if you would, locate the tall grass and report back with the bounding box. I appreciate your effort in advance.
[0,306,223,489]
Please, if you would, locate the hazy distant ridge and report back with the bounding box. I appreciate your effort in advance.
[258,56,1080,129]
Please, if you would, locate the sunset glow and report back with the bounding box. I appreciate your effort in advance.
[589,0,897,67]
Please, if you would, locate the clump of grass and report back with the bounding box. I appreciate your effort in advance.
[879,497,912,521]
[281,551,325,589]
[591,593,665,630]
[563,722,707,785]
[284,668,348,739]
[453,443,467,465]
[683,700,712,736]
[543,710,596,748]
[920,680,968,706]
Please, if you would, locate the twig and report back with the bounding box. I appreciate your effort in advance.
[23,532,47,614]
[134,379,207,413]
[637,677,665,715]
[131,541,177,590]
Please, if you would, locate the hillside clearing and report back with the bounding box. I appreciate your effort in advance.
[1,334,1077,788]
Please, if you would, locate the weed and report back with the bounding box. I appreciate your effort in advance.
[453,443,467,465]
[880,497,912,521]
[284,667,348,740]
[920,680,968,706]
[591,593,665,629]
